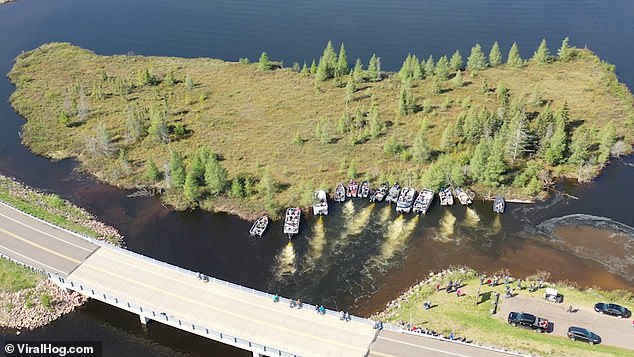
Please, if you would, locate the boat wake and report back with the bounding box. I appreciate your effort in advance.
[372,215,420,268]
[432,210,457,242]
[536,214,634,281]
[272,242,297,279]
[300,216,327,273]
[464,207,481,227]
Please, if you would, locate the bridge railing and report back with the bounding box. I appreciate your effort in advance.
[48,272,299,357]
[0,251,46,276]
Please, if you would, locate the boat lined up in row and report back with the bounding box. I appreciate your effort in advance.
[248,180,504,238]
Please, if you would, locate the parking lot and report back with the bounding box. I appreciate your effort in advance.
[498,295,634,349]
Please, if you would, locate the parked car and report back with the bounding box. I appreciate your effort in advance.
[567,326,601,345]
[507,312,549,332]
[594,302,631,318]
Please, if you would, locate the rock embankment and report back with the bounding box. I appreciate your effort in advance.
[1,0,17,5]
[0,280,87,331]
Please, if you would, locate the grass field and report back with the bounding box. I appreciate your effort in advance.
[8,42,634,217]
[375,269,634,357]
[0,259,41,293]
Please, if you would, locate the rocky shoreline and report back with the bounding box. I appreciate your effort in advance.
[0,280,87,332]
[0,173,124,331]
[0,0,16,5]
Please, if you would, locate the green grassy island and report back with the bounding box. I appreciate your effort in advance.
[8,41,634,218]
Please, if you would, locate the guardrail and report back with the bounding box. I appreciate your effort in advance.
[48,272,299,357]
[0,251,46,276]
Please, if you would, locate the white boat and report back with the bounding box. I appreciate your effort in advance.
[396,187,417,213]
[313,190,328,215]
[249,215,268,237]
[386,183,401,204]
[347,179,358,198]
[334,183,346,202]
[413,189,434,214]
[283,207,301,238]
[439,187,454,206]
[454,187,474,206]
[493,196,505,214]
[371,182,389,202]
[359,181,370,199]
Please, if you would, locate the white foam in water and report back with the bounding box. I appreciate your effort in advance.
[273,242,297,278]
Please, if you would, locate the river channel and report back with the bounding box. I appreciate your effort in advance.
[1,0,634,355]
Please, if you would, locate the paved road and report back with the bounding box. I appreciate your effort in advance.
[499,295,634,349]
[68,247,378,357]
[368,329,517,357]
[0,202,97,276]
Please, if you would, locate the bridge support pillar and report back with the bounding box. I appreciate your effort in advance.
[139,315,149,325]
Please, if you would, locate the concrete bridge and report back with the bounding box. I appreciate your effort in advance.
[0,200,518,357]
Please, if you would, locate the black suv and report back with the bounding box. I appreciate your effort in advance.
[567,326,601,345]
[594,302,631,318]
[507,312,549,332]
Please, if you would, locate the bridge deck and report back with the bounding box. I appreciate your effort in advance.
[68,248,377,357]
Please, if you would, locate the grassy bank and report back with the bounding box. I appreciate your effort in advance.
[0,259,41,293]
[8,42,634,218]
[374,268,634,357]
[0,174,123,245]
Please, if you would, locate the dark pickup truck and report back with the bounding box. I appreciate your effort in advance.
[508,312,549,332]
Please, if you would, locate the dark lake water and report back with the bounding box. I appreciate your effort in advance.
[1,0,634,356]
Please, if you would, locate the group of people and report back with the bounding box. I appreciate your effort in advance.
[338,310,351,321]
[444,279,462,293]
[196,273,209,282]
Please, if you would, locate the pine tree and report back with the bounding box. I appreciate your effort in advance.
[229,178,244,198]
[412,55,423,79]
[597,122,617,164]
[507,109,530,163]
[467,43,487,70]
[352,58,364,82]
[532,38,550,64]
[345,78,355,104]
[148,106,169,144]
[568,126,590,166]
[440,123,455,151]
[368,54,380,81]
[507,42,523,67]
[544,114,567,165]
[335,43,350,77]
[484,134,507,186]
[185,75,194,90]
[435,55,450,81]
[557,37,576,62]
[145,159,161,182]
[489,41,502,66]
[310,59,318,74]
[450,50,463,71]
[453,70,464,87]
[164,71,175,86]
[368,103,383,138]
[204,155,228,195]
[183,170,201,203]
[412,129,431,163]
[169,151,186,188]
[316,41,338,81]
[470,138,492,181]
[424,55,435,77]
[300,61,309,75]
[258,52,272,71]
[398,54,413,82]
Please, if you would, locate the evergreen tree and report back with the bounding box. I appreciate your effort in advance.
[310,59,318,74]
[424,55,435,77]
[440,123,455,151]
[544,114,567,165]
[412,129,431,163]
[557,37,576,62]
[489,41,502,66]
[335,43,350,77]
[470,137,492,181]
[368,103,383,138]
[435,55,450,81]
[316,41,338,81]
[450,50,463,71]
[412,55,423,79]
[164,71,175,86]
[453,69,464,87]
[532,38,550,64]
[185,75,194,90]
[300,61,309,75]
[345,78,356,104]
[507,109,530,163]
[507,42,523,67]
[467,43,487,70]
[137,68,151,87]
[258,52,272,71]
[291,62,300,72]
[148,106,169,144]
[398,54,413,82]
[568,126,590,166]
[145,159,161,182]
[368,54,380,81]
[169,151,186,188]
[229,178,244,198]
[204,155,228,195]
[352,58,364,82]
[484,134,507,186]
[598,122,617,164]
[183,170,201,203]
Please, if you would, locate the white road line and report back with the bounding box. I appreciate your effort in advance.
[0,211,93,253]
[376,335,472,357]
[0,242,67,275]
